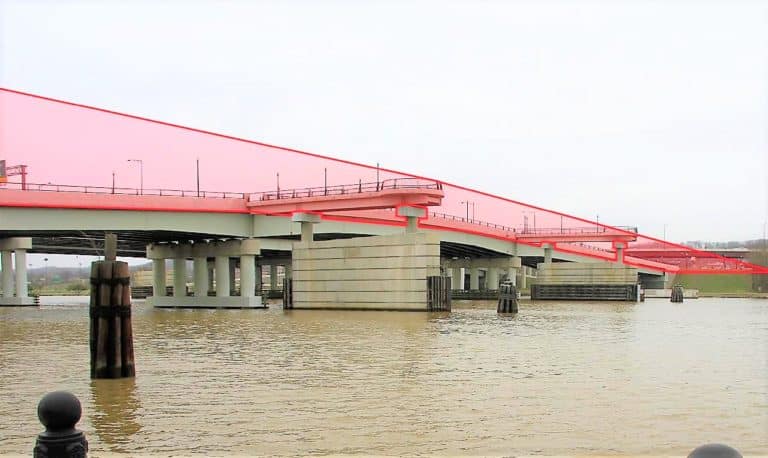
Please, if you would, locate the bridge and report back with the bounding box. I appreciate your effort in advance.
[1,87,766,309]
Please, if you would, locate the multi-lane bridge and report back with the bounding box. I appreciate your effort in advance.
[1,87,765,309]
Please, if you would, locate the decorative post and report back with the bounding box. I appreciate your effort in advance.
[687,443,742,458]
[33,391,88,458]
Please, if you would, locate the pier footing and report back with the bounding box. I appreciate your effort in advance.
[147,296,265,308]
[0,296,37,306]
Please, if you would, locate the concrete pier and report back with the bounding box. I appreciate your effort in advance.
[173,258,186,298]
[146,239,263,308]
[291,232,445,310]
[215,256,230,297]
[532,262,639,301]
[193,257,208,297]
[0,238,35,306]
[452,267,463,291]
[469,267,480,290]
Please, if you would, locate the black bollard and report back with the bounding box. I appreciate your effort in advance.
[687,443,742,458]
[33,391,89,458]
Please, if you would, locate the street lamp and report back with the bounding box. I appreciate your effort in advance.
[460,201,475,221]
[127,159,143,195]
[522,210,536,233]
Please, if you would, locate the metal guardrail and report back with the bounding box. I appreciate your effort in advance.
[429,212,637,237]
[2,181,245,199]
[249,178,442,201]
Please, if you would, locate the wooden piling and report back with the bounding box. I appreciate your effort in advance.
[497,282,518,313]
[90,260,135,379]
[671,284,684,303]
[283,278,293,309]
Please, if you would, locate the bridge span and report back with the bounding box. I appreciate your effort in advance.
[1,181,670,308]
[2,87,765,309]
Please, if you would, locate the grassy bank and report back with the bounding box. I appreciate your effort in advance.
[672,274,753,294]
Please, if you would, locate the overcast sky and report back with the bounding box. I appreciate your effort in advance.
[1,0,767,267]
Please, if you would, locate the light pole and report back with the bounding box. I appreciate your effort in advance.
[460,201,475,221]
[127,159,143,195]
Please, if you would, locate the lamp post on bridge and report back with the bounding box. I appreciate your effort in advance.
[127,159,143,195]
[522,210,536,233]
[460,201,475,222]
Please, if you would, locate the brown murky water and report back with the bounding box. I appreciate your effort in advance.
[1,297,766,455]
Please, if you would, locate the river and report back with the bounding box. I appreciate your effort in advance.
[1,297,766,455]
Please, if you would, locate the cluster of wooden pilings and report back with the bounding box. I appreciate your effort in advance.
[89,234,135,379]
[670,285,685,303]
[497,282,518,313]
[426,276,451,311]
[283,278,293,309]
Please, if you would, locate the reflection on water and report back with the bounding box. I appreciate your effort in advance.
[90,378,142,453]
[1,297,766,455]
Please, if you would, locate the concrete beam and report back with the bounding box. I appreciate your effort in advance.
[147,239,261,259]
[0,237,32,250]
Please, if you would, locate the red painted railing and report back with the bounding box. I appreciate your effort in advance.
[249,178,442,201]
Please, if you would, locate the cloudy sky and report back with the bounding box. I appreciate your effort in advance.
[1,0,767,267]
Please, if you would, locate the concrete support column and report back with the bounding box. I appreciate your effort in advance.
[14,250,28,297]
[270,264,278,290]
[229,258,237,294]
[507,267,517,286]
[544,244,553,264]
[615,242,625,265]
[1,251,14,298]
[240,255,256,298]
[193,257,209,297]
[451,267,462,291]
[255,264,262,295]
[292,213,321,243]
[406,217,418,233]
[301,222,314,243]
[207,261,215,291]
[215,256,230,297]
[519,266,527,289]
[152,259,166,297]
[173,258,187,298]
[399,206,426,234]
[487,267,499,290]
[470,267,480,290]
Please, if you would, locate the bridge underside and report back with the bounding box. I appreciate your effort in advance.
[0,229,548,268]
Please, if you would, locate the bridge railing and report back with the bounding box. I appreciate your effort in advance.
[249,178,442,201]
[429,211,637,237]
[0,181,248,199]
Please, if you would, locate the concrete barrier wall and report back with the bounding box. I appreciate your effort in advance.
[292,233,441,310]
[535,262,638,285]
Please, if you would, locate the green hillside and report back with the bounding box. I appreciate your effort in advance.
[673,274,752,293]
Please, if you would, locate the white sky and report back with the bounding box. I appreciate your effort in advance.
[1,0,767,268]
